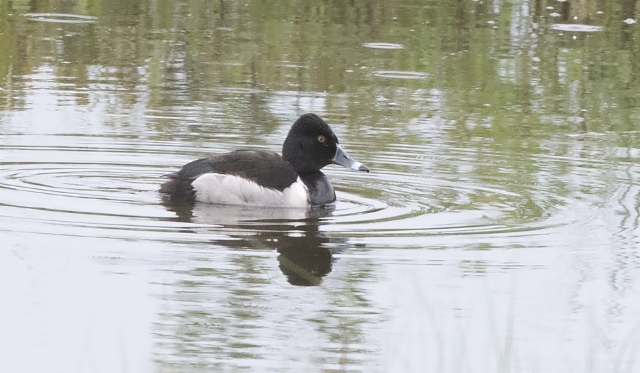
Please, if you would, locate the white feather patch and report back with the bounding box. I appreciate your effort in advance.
[191,173,309,207]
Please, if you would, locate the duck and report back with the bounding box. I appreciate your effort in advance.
[160,113,369,207]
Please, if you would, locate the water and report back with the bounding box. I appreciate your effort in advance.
[1,1,640,372]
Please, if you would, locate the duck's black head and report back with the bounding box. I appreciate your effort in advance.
[282,113,369,174]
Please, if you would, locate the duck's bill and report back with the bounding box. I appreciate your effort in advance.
[332,144,369,172]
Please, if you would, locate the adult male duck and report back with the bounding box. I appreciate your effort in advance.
[160,113,369,207]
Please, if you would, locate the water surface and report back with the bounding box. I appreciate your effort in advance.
[1,1,640,372]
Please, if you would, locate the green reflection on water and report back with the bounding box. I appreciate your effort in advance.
[2,1,640,369]
[1,0,639,139]
[1,0,638,234]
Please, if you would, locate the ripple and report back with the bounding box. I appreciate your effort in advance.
[372,71,429,80]
[324,181,560,242]
[362,42,405,50]
[300,138,609,249]
[0,140,178,241]
[550,23,603,32]
[0,132,604,251]
[24,13,98,24]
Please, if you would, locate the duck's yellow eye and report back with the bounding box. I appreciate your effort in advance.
[317,135,326,143]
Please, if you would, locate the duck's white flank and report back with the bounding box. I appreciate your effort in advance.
[191,173,309,207]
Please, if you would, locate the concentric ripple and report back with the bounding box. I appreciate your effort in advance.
[0,139,185,241]
[307,139,604,249]
[0,133,602,250]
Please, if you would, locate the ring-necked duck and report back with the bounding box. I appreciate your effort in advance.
[160,113,369,207]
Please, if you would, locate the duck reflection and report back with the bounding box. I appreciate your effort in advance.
[163,198,344,286]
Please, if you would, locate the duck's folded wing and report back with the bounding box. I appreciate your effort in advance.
[162,150,299,193]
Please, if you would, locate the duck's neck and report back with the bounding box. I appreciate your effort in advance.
[299,171,336,205]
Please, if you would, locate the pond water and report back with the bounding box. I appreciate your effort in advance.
[1,1,640,372]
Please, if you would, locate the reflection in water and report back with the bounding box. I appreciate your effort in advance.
[163,198,343,286]
[277,240,333,286]
[2,0,640,371]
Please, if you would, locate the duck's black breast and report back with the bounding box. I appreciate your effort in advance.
[299,171,336,205]
[160,150,300,202]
